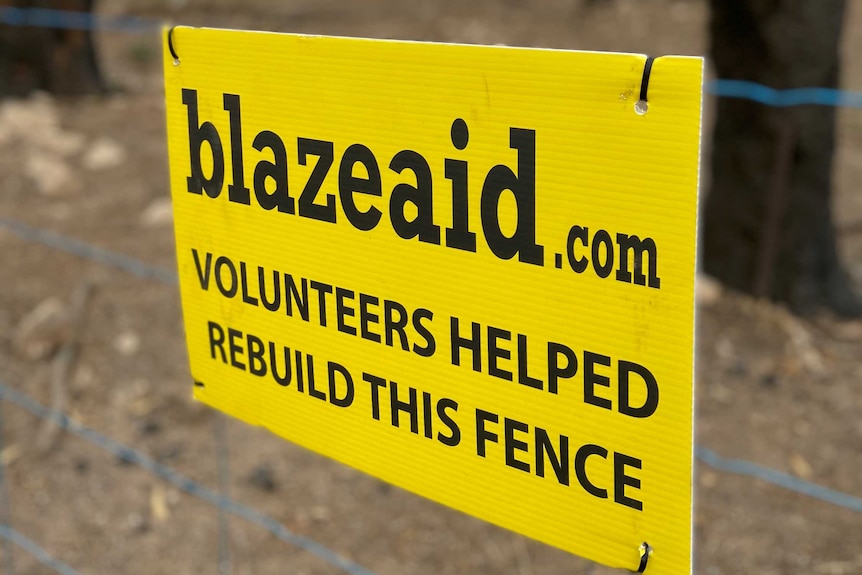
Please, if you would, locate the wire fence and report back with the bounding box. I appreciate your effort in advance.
[1,5,862,575]
[4,6,862,109]
[3,196,862,574]
[0,378,376,575]
[0,6,158,33]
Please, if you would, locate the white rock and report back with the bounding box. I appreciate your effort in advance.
[114,331,141,356]
[43,130,86,157]
[140,197,174,227]
[24,154,79,196]
[0,93,60,136]
[82,137,127,171]
[696,273,722,306]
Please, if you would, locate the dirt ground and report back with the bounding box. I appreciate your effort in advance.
[1,1,861,574]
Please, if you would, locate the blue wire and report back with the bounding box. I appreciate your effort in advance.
[0,217,178,286]
[708,79,862,108]
[0,6,158,33]
[0,526,81,575]
[695,446,862,513]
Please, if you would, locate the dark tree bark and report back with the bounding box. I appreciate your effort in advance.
[704,0,861,316]
[0,0,103,97]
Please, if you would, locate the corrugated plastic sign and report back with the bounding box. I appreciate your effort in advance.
[164,27,702,574]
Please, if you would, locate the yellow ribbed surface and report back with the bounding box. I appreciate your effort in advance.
[165,27,701,574]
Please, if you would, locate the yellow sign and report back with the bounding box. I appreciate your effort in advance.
[164,27,701,574]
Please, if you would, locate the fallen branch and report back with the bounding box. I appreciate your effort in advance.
[36,280,95,453]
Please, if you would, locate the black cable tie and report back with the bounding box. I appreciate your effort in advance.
[639,57,655,102]
[168,25,180,65]
[636,56,655,114]
[636,542,652,573]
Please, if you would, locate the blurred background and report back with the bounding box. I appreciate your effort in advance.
[1,1,861,574]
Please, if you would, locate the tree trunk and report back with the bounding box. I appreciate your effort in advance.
[0,0,103,97]
[704,0,861,316]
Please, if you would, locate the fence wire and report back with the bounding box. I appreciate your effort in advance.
[0,526,81,575]
[695,446,862,513]
[3,7,862,109]
[0,6,158,33]
[0,217,177,285]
